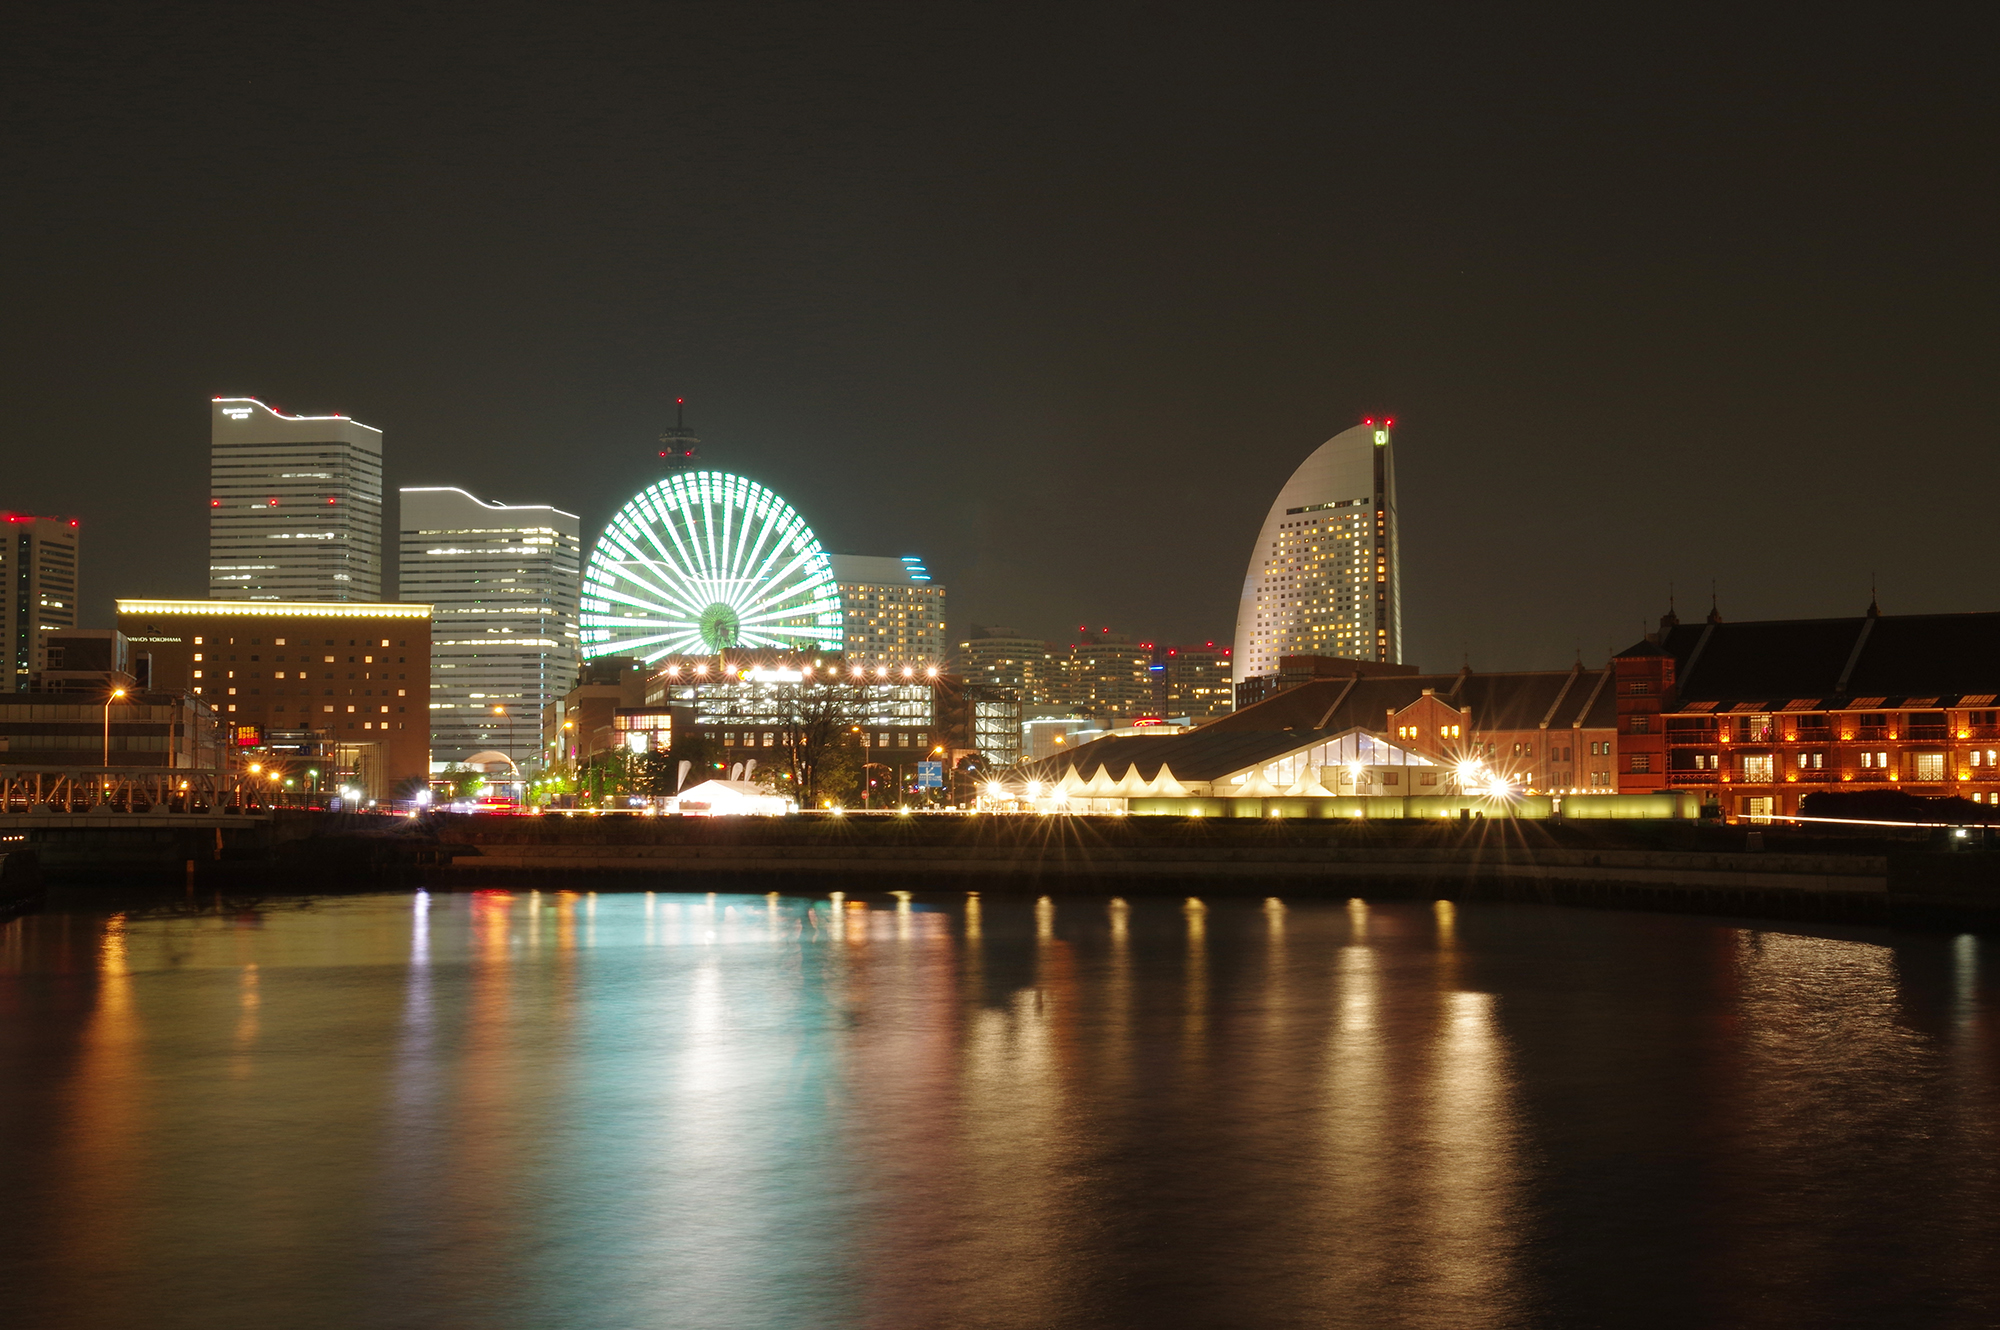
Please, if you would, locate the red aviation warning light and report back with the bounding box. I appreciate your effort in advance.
[659,399,699,470]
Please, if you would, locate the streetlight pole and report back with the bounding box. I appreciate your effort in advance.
[494,704,516,802]
[103,685,127,768]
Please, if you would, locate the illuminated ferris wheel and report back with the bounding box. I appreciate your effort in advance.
[580,471,844,661]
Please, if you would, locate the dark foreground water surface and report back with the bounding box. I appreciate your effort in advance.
[2,890,1996,1329]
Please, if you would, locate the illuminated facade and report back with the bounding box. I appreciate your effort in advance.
[399,487,581,764]
[1161,642,1234,720]
[2,513,79,691]
[209,397,384,601]
[832,555,946,664]
[1041,659,1622,807]
[1616,605,2000,818]
[1056,629,1153,721]
[650,656,942,798]
[956,629,1058,704]
[1234,419,1401,685]
[114,598,432,800]
[542,656,649,765]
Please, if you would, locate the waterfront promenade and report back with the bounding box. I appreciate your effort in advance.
[7,808,1997,930]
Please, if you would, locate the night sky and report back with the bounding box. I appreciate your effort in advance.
[6,4,1995,671]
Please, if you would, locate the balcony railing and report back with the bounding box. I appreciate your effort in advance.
[1908,725,1950,742]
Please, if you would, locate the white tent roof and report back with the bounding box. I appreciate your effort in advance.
[675,780,789,814]
[1232,771,1283,797]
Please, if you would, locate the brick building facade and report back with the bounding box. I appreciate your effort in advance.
[1612,605,2000,818]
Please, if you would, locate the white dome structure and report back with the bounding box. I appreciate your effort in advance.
[1233,420,1401,685]
[580,471,844,662]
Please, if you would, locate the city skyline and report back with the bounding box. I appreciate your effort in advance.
[8,10,1990,672]
[18,387,1973,695]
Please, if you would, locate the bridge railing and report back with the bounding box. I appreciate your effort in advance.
[0,767,271,814]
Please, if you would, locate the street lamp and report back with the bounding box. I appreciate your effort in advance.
[861,762,893,809]
[103,685,127,768]
[494,704,516,802]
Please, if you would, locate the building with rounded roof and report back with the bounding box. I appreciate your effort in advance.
[1233,419,1401,685]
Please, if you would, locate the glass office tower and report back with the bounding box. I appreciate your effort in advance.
[399,486,580,766]
[209,397,384,601]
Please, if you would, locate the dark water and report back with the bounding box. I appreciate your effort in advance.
[1,890,1996,1329]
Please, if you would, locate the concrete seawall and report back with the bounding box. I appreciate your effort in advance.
[438,840,1889,895]
[426,818,1999,928]
[11,809,1995,930]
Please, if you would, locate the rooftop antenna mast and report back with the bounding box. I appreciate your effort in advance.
[658,398,700,471]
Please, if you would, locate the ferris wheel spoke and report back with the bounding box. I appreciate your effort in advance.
[732,518,775,596]
[699,486,726,585]
[741,549,824,617]
[606,559,707,621]
[645,488,712,589]
[609,515,708,607]
[598,542,708,621]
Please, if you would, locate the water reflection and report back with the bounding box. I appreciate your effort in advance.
[1423,989,1523,1319]
[55,911,141,1325]
[0,894,1995,1328]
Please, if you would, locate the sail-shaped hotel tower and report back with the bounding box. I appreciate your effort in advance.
[1232,419,1401,687]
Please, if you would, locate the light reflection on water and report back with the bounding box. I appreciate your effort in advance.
[1,892,1996,1329]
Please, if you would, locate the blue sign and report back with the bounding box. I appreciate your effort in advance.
[916,761,944,789]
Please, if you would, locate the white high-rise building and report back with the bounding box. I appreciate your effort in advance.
[209,397,384,601]
[2,513,79,691]
[1234,419,1402,685]
[399,487,581,767]
[830,555,946,664]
